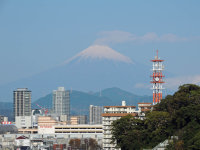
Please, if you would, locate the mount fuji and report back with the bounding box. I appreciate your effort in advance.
[0,45,151,101]
[63,45,134,64]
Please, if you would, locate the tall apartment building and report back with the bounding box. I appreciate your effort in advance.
[13,88,32,128]
[89,105,103,124]
[13,88,31,117]
[53,87,70,120]
[102,101,138,150]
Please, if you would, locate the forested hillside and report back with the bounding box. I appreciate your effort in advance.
[111,84,200,150]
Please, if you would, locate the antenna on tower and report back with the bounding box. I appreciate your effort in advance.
[157,49,158,59]
[151,50,165,105]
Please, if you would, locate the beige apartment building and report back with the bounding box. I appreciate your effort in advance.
[102,101,138,150]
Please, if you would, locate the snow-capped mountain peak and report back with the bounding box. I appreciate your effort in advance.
[64,45,134,64]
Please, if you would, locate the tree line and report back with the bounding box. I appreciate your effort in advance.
[111,84,200,150]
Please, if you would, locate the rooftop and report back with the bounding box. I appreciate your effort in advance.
[104,106,136,108]
[102,113,137,117]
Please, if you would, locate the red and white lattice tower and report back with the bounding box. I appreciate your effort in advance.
[151,50,165,105]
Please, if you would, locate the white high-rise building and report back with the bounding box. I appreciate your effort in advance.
[53,87,70,120]
[89,105,103,124]
[102,101,137,150]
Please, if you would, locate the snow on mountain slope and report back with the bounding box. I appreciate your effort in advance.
[64,45,134,64]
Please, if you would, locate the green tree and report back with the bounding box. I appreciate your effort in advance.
[111,115,146,150]
[111,84,200,150]
[188,130,200,150]
[166,139,184,150]
[145,111,172,147]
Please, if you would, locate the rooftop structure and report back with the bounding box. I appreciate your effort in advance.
[0,125,18,134]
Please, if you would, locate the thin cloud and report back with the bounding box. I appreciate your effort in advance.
[165,75,200,90]
[94,31,189,45]
[94,31,135,45]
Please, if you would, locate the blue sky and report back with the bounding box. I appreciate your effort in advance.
[0,0,200,92]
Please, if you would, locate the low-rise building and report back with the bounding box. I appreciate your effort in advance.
[0,115,8,123]
[37,116,66,134]
[60,115,68,122]
[54,124,102,134]
[18,128,38,134]
[15,135,30,149]
[15,116,32,129]
[0,133,103,149]
[138,103,153,119]
[18,124,103,135]
[70,115,87,125]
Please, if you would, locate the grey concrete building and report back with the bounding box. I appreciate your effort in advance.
[13,88,31,119]
[13,88,32,128]
[53,87,70,120]
[89,105,103,124]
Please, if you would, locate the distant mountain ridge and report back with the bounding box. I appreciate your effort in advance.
[33,87,152,115]
[0,87,152,121]
[94,87,151,105]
